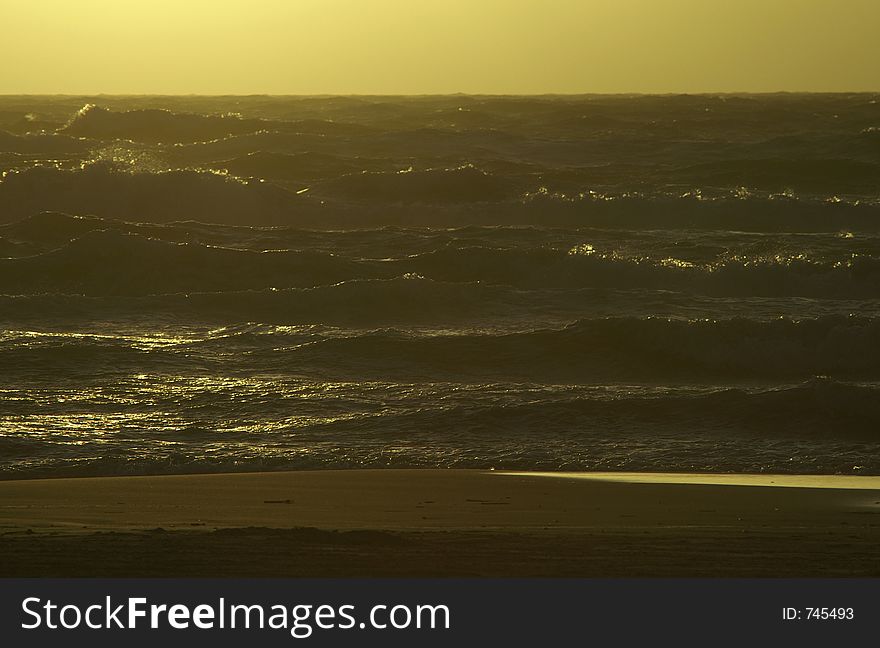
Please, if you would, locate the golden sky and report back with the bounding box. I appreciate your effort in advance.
[2,0,878,94]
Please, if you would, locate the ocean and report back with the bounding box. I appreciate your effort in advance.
[1,93,879,477]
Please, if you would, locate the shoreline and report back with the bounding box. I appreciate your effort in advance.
[1,469,878,577]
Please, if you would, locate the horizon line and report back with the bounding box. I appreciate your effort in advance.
[2,90,880,98]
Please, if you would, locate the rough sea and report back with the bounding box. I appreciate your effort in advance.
[1,94,879,477]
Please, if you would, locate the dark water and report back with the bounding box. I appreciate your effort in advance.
[1,94,879,477]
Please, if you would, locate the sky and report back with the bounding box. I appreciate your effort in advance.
[1,0,878,94]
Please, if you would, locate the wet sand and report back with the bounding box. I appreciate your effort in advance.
[1,470,878,577]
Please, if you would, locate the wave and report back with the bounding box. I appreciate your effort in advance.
[167,131,339,166]
[0,278,508,326]
[273,315,880,382]
[0,228,366,295]
[4,316,879,382]
[215,151,372,184]
[316,164,520,203]
[2,377,877,478]
[510,191,880,233]
[0,211,108,244]
[0,212,285,251]
[3,222,880,298]
[61,104,276,144]
[2,378,878,440]
[394,244,880,297]
[3,169,879,231]
[0,130,93,155]
[354,125,530,156]
[670,158,880,194]
[0,279,485,324]
[0,164,309,224]
[366,379,880,442]
[4,437,874,478]
[4,286,880,333]
[61,104,379,145]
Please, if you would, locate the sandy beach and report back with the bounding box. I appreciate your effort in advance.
[1,470,878,577]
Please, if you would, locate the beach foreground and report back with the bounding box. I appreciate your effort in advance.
[1,470,878,577]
